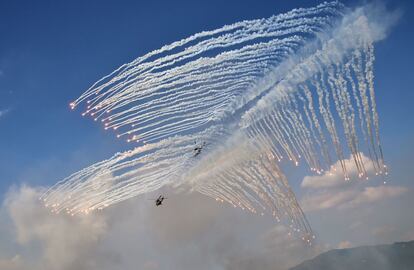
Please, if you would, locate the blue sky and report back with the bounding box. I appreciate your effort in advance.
[1,0,413,195]
[0,1,414,268]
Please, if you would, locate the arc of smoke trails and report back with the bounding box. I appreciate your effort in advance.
[240,6,389,177]
[70,2,342,144]
[42,1,390,242]
[244,47,388,181]
[42,126,227,215]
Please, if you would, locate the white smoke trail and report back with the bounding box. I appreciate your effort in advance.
[42,1,394,242]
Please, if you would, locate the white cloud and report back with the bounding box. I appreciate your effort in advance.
[301,189,355,211]
[347,186,407,207]
[301,153,374,189]
[300,154,408,212]
[301,185,408,212]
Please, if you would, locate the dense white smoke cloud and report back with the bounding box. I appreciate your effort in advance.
[2,186,110,270]
[1,185,327,270]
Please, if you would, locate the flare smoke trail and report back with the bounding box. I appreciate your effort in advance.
[41,1,391,242]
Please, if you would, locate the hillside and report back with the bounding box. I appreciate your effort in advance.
[290,241,414,270]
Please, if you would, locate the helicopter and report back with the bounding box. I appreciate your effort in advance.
[153,195,166,206]
[148,195,167,206]
[193,141,206,157]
